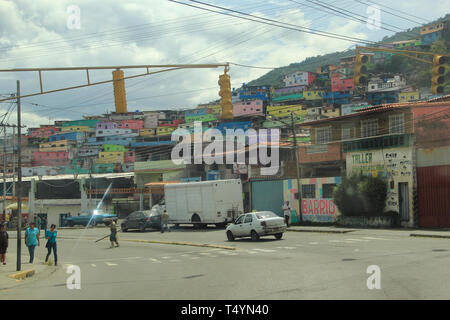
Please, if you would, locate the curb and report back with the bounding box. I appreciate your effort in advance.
[287,229,356,234]
[120,238,237,250]
[410,233,450,239]
[8,269,35,280]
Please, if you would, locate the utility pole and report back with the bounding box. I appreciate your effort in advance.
[290,113,303,223]
[2,125,6,218]
[12,126,15,197]
[16,80,22,272]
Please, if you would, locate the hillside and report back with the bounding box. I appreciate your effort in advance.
[247,14,450,89]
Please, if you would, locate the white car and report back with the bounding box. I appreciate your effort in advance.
[225,211,287,241]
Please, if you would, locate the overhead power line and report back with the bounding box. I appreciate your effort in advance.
[168,0,377,45]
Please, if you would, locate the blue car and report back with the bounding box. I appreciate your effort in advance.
[64,209,118,227]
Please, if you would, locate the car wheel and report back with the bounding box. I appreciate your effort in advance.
[275,233,283,240]
[226,231,235,241]
[139,223,146,232]
[251,230,260,241]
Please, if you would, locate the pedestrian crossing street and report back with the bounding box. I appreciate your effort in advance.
[63,236,390,269]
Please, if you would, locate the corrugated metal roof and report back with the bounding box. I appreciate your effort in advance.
[297,101,450,127]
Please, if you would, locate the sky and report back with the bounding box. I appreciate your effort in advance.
[0,0,448,129]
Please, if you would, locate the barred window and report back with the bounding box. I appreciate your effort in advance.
[361,119,378,137]
[316,127,332,144]
[389,114,404,134]
[322,184,336,198]
[302,184,316,198]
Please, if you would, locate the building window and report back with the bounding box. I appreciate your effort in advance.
[322,184,336,198]
[389,114,404,134]
[361,119,378,137]
[316,127,332,144]
[302,184,316,198]
[342,125,353,140]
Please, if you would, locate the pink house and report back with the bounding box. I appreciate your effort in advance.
[27,126,60,138]
[118,120,144,130]
[158,119,183,127]
[32,151,70,166]
[124,151,135,163]
[331,74,354,92]
[233,100,264,117]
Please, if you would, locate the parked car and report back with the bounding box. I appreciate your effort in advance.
[64,209,118,227]
[225,211,286,241]
[121,206,163,232]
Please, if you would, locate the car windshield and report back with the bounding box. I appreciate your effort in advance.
[256,212,278,219]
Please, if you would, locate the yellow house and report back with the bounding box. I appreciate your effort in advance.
[61,125,90,133]
[399,91,420,103]
[267,104,307,119]
[39,140,72,152]
[156,126,176,136]
[139,128,156,136]
[303,90,324,100]
[198,103,222,117]
[97,151,124,164]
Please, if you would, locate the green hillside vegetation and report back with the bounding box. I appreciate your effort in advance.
[247,14,450,92]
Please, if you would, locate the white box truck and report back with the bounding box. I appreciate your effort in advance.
[164,179,244,227]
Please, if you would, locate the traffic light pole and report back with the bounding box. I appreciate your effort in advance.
[290,113,303,223]
[16,80,22,272]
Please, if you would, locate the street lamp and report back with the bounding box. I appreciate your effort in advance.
[267,112,303,223]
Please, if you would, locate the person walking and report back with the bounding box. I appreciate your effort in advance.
[45,224,58,266]
[109,221,119,248]
[161,209,170,233]
[283,201,292,227]
[0,223,8,265]
[25,222,40,263]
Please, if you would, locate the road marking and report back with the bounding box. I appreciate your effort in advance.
[150,258,162,263]
[329,240,344,243]
[169,259,181,262]
[199,252,217,257]
[91,264,96,267]
[105,262,117,266]
[253,248,277,253]
[162,256,170,259]
[191,257,200,260]
[362,237,390,240]
[247,251,258,254]
[345,238,369,242]
[277,246,296,249]
[308,242,319,245]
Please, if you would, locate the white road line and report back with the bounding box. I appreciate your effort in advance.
[105,262,118,266]
[345,238,370,242]
[362,237,390,240]
[253,248,277,253]
[150,258,162,263]
[329,240,343,243]
[191,257,200,260]
[247,251,258,254]
[308,242,319,245]
[161,256,170,259]
[277,246,296,249]
[91,264,96,267]
[169,259,181,262]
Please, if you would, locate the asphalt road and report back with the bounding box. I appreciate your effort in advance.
[1,226,450,299]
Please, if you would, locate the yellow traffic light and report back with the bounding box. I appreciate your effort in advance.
[112,69,127,114]
[354,53,369,86]
[218,72,233,120]
[431,55,446,95]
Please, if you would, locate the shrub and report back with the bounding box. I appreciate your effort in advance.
[333,174,387,217]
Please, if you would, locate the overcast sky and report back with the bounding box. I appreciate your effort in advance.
[0,0,448,128]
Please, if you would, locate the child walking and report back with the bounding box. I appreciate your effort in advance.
[0,223,8,265]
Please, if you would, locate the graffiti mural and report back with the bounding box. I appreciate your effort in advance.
[283,177,341,223]
[346,147,413,213]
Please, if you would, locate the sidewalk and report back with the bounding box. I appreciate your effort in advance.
[0,249,58,291]
[287,225,450,238]
[287,225,357,234]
